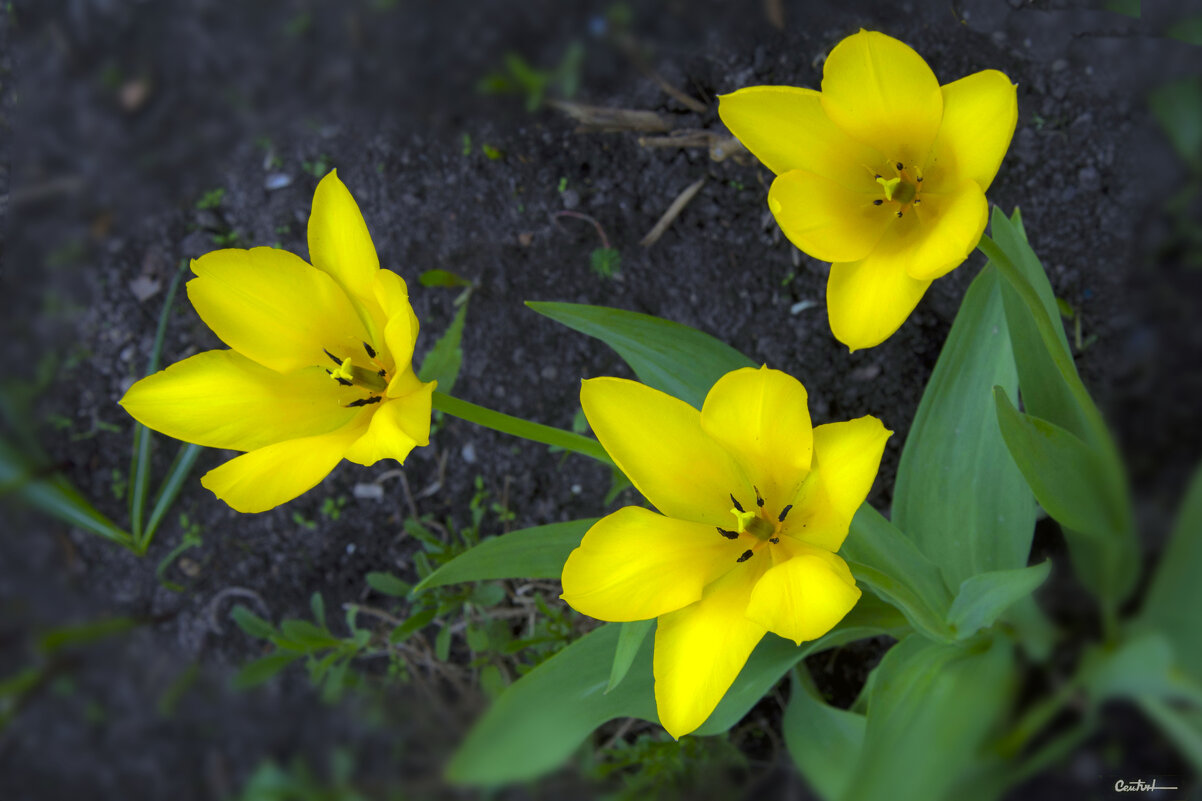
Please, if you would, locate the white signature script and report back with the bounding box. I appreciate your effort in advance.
[1115,779,1178,792]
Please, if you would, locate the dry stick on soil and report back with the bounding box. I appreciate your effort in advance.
[552,210,612,250]
[549,100,671,133]
[638,129,749,163]
[640,176,707,247]
[611,33,708,113]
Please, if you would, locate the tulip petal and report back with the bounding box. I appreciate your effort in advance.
[826,217,933,351]
[653,561,768,738]
[786,417,891,551]
[188,247,371,374]
[119,350,358,451]
[581,377,752,526]
[907,181,989,281]
[820,30,943,165]
[928,70,1017,193]
[717,86,883,180]
[342,382,434,466]
[746,545,861,645]
[768,169,893,263]
[699,366,813,517]
[308,170,380,303]
[200,416,369,513]
[560,506,744,622]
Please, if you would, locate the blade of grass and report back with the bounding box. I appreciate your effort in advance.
[140,442,204,552]
[128,261,189,542]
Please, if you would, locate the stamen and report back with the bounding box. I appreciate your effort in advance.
[895,161,903,170]
[363,341,377,359]
[730,494,745,513]
[913,199,921,205]
[346,396,383,407]
[754,486,765,508]
[769,537,780,544]
[736,550,754,563]
[717,527,739,540]
[896,211,903,218]
[324,349,342,367]
[873,199,883,206]
[778,504,793,522]
[334,377,353,387]
[377,368,387,377]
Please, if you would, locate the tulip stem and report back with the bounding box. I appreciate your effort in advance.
[431,391,613,466]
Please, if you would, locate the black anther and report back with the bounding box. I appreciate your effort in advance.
[335,377,353,387]
[769,537,780,544]
[377,368,387,377]
[778,504,793,522]
[324,349,342,367]
[896,211,903,218]
[917,176,923,182]
[873,199,883,206]
[736,550,754,563]
[730,494,745,513]
[363,341,377,359]
[896,161,903,170]
[754,486,765,507]
[346,396,383,407]
[717,527,739,540]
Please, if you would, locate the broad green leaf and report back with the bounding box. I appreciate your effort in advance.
[526,302,755,409]
[418,302,468,396]
[230,606,277,641]
[948,561,1051,640]
[606,619,653,693]
[447,622,656,786]
[892,265,1035,589]
[448,595,905,786]
[840,504,955,641]
[841,635,1016,801]
[233,652,303,689]
[994,390,1126,540]
[1082,631,1202,707]
[366,571,411,597]
[1140,463,1202,685]
[784,668,865,801]
[1136,697,1202,775]
[1,438,134,549]
[413,518,598,592]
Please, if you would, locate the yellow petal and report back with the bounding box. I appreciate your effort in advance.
[699,366,813,517]
[826,218,933,351]
[342,381,434,466]
[717,86,883,179]
[785,417,891,551]
[119,350,357,451]
[560,506,744,622]
[907,181,988,281]
[768,169,893,263]
[653,561,768,738]
[581,377,752,526]
[746,544,861,645]
[307,170,380,302]
[188,247,370,374]
[820,30,943,165]
[200,415,369,513]
[383,304,419,373]
[928,70,1017,193]
[365,268,415,370]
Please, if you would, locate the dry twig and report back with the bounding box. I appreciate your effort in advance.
[640,177,707,247]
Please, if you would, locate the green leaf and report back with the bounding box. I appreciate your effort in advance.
[366,571,412,597]
[994,390,1126,540]
[606,619,653,693]
[783,668,865,801]
[230,605,277,641]
[414,518,598,592]
[309,592,327,629]
[1,438,134,549]
[840,504,954,641]
[947,561,1051,640]
[1149,77,1202,168]
[1136,697,1202,775]
[1140,462,1202,685]
[448,596,906,786]
[279,619,339,649]
[526,302,754,409]
[418,269,472,288]
[141,442,203,550]
[233,652,303,689]
[387,606,438,646]
[1082,631,1202,707]
[37,616,139,655]
[841,635,1016,801]
[892,264,1036,589]
[418,302,468,396]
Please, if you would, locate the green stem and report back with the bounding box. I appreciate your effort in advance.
[431,391,613,466]
[997,675,1082,758]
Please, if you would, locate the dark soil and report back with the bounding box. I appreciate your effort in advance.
[2,1,1199,799]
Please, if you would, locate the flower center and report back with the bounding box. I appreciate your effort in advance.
[324,342,389,407]
[871,160,923,218]
[716,488,793,563]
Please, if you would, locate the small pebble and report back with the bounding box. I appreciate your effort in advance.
[561,189,580,209]
[353,483,384,500]
[461,442,477,464]
[264,173,293,191]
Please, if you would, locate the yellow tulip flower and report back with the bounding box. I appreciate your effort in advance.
[719,30,1018,350]
[120,171,434,513]
[560,366,890,738]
